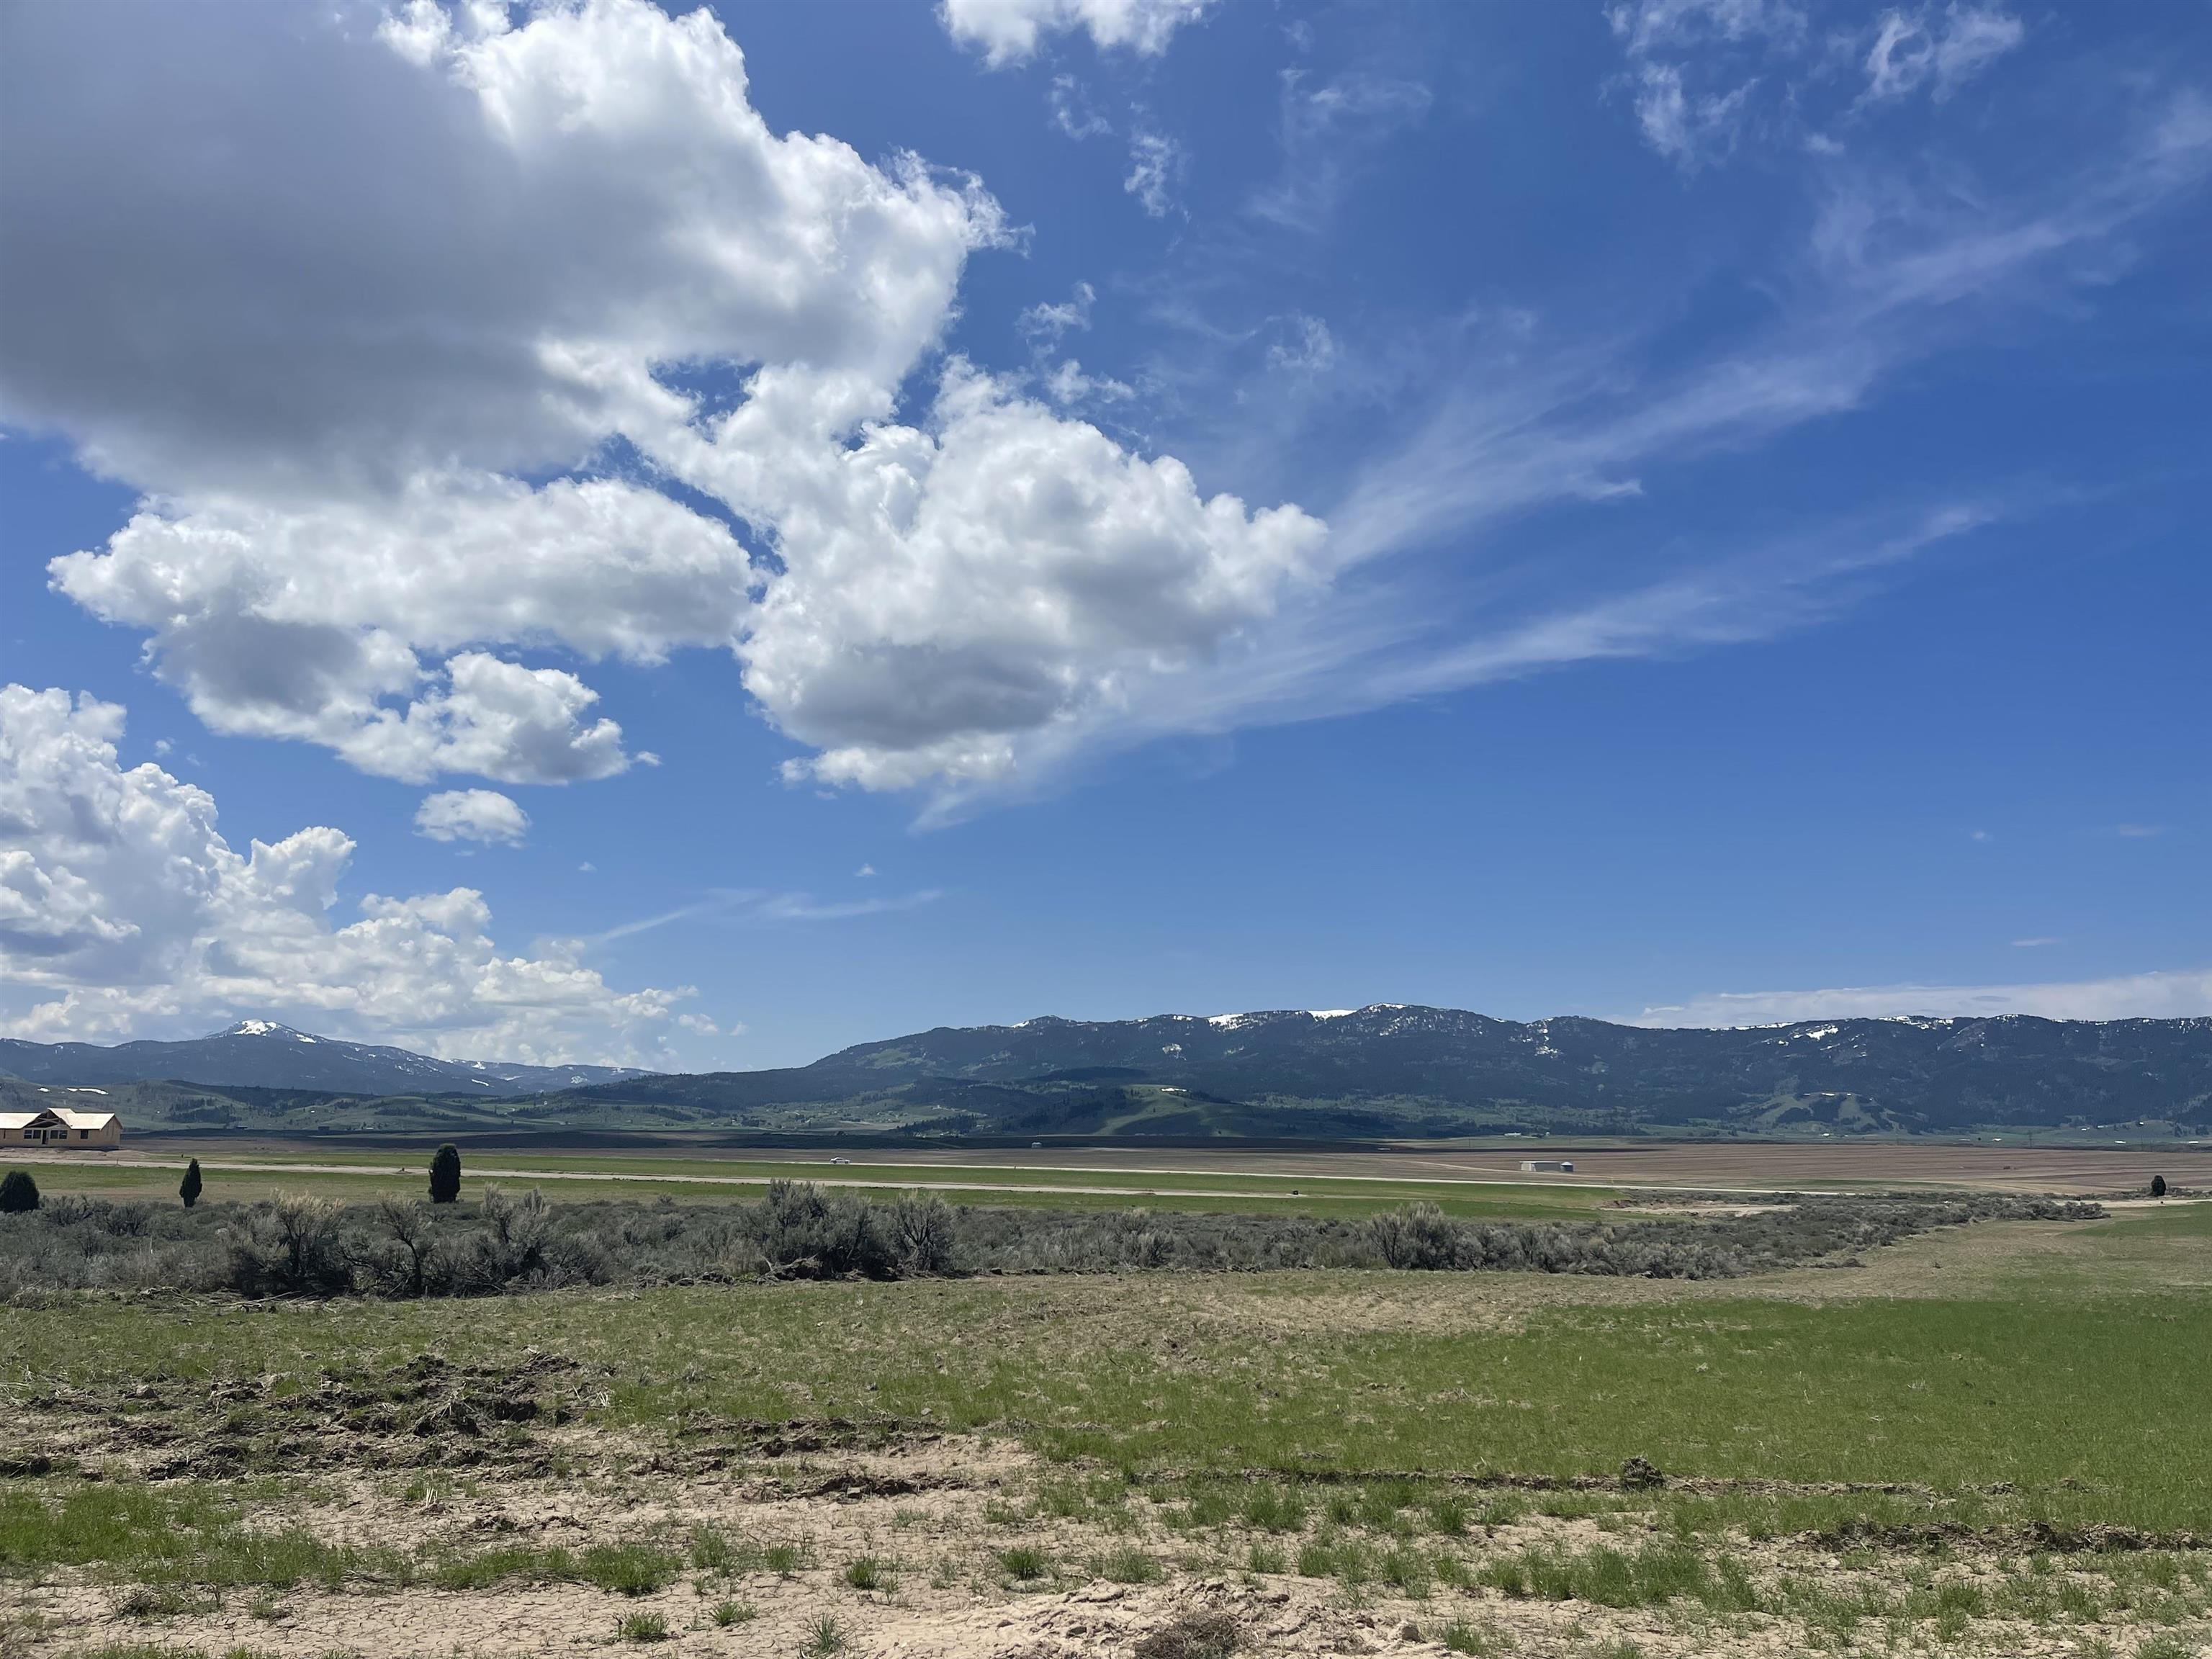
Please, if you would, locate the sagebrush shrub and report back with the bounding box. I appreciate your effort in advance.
[369,1196,443,1297]
[0,1184,2100,1302]
[894,1193,958,1275]
[757,1180,899,1279]
[224,1193,351,1295]
[1369,1201,1458,1269]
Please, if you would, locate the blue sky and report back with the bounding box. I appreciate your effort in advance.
[1,0,2206,1066]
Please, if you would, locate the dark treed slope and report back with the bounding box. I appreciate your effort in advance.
[570,1005,2212,1136]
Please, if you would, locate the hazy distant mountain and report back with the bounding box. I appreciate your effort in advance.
[0,1021,647,1098]
[570,1004,2212,1136]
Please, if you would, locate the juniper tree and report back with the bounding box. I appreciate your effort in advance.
[180,1158,203,1209]
[0,1169,40,1213]
[428,1143,462,1205]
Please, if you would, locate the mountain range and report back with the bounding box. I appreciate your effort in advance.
[566,1004,2212,1137]
[0,1021,646,1098]
[11,1005,2205,1139]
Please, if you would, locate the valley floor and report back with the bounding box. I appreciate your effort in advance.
[17,1133,2212,1215]
[4,1199,2211,1658]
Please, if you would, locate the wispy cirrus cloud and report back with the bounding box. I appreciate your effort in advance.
[1338,505,1998,709]
[590,886,944,943]
[909,82,2212,823]
[1334,106,2210,569]
[1037,78,1194,225]
[1860,6,2025,107]
[940,69,2212,837]
[757,889,945,922]
[1123,128,1185,218]
[1048,75,1112,140]
[1639,966,2212,1025]
[940,0,1212,67]
[1249,69,1431,233]
[1605,0,2026,171]
[900,493,2007,828]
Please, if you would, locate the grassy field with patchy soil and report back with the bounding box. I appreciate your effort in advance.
[1,1192,2208,1658]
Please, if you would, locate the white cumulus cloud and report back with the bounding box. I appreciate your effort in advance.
[48,473,753,782]
[651,363,1324,790]
[0,684,691,1057]
[415,789,531,845]
[4,0,1317,803]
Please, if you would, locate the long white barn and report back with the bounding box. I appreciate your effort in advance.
[0,1106,123,1148]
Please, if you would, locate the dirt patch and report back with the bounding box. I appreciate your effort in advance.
[1133,1607,1244,1659]
[6,1426,2208,1658]
[22,1349,610,1481]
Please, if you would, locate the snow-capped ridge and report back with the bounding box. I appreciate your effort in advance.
[225,1019,305,1038]
[1205,1004,1395,1028]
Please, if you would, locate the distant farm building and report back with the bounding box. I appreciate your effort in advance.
[1519,1158,1575,1173]
[1,1106,123,1148]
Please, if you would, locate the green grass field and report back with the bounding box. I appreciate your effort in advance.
[4,1192,2208,1657]
[10,1150,1621,1220]
[6,1206,2208,1532]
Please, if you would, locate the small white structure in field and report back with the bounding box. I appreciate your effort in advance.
[1,1106,123,1148]
[1519,1158,1574,1173]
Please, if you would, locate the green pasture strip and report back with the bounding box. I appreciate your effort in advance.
[2105,1202,2212,1241]
[495,1153,1617,1205]
[629,1287,2212,1533]
[1978,1202,2212,1298]
[9,1260,2210,1535]
[103,1143,1627,1202]
[3,1166,421,1205]
[13,1156,1614,1220]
